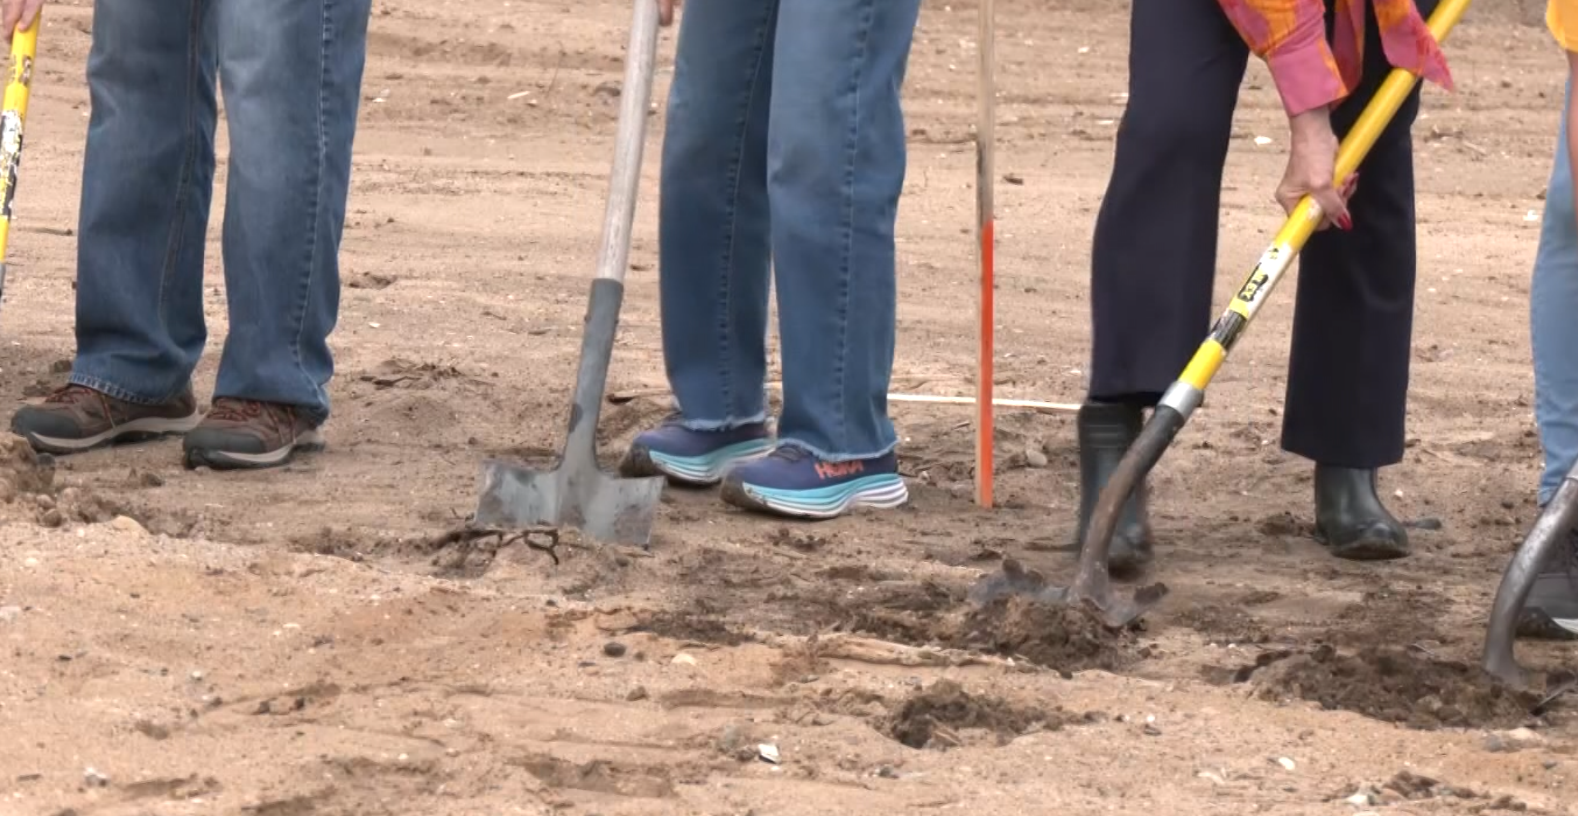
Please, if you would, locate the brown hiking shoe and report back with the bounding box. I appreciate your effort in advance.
[182,398,325,470]
[10,384,201,454]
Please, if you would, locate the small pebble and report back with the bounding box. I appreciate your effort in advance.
[83,767,110,788]
[626,685,649,702]
[109,515,148,535]
[603,641,627,658]
[1275,757,1296,771]
[671,653,696,666]
[1485,727,1545,753]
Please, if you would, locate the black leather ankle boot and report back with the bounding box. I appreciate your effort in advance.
[1074,402,1155,573]
[1313,465,1409,560]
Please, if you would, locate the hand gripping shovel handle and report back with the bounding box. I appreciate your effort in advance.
[1071,0,1474,622]
[0,17,39,314]
[566,0,659,458]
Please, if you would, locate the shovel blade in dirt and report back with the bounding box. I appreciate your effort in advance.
[1482,468,1578,690]
[475,453,664,547]
[471,0,666,547]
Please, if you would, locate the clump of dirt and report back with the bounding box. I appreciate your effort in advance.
[1242,645,1541,729]
[0,434,55,501]
[1168,603,1273,645]
[766,526,833,553]
[0,435,176,532]
[631,609,752,647]
[953,596,1140,674]
[357,357,467,390]
[879,679,1071,750]
[510,753,677,799]
[1335,770,1537,813]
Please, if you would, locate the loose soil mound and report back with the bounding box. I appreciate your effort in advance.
[1244,645,1542,729]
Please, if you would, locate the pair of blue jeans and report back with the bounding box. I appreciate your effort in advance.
[656,0,921,462]
[67,0,372,424]
[1534,80,1578,506]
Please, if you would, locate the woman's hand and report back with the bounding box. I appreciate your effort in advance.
[1276,107,1356,231]
[1,0,42,43]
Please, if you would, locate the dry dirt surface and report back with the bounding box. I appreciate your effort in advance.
[2,0,1577,814]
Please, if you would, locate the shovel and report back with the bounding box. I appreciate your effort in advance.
[472,0,665,546]
[972,0,1473,629]
[1482,462,1578,690]
[0,16,39,320]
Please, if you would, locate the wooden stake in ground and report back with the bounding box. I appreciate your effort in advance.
[974,0,996,509]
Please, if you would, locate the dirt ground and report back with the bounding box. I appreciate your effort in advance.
[1,0,1577,813]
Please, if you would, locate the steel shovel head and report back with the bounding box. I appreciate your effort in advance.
[474,457,665,547]
[1069,580,1168,630]
[967,558,1167,630]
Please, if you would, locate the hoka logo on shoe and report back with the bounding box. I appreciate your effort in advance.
[815,460,865,480]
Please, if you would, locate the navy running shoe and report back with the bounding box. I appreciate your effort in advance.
[620,414,774,486]
[721,444,909,519]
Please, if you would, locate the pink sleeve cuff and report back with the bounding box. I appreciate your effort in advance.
[1266,40,1349,117]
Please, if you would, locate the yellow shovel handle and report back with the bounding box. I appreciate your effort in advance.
[0,17,40,266]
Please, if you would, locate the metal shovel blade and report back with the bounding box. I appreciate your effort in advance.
[475,453,664,547]
[968,408,1177,629]
[1061,407,1179,627]
[472,278,666,547]
[1482,469,1578,690]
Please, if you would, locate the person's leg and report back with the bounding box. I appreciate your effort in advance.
[1077,0,1248,570]
[10,0,215,454]
[718,0,921,519]
[1280,0,1429,560]
[1522,79,1578,640]
[181,0,372,469]
[619,0,779,487]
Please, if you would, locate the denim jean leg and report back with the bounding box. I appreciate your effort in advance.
[768,0,920,460]
[209,0,372,424]
[1533,80,1578,505]
[70,0,219,405]
[657,0,779,431]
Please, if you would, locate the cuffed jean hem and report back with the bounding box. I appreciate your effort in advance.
[675,410,771,432]
[68,372,189,406]
[777,436,898,463]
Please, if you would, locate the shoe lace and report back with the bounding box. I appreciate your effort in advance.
[208,398,266,423]
[44,384,116,419]
[209,398,297,437]
[44,384,102,406]
[768,445,808,463]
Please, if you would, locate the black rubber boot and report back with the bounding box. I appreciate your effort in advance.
[1074,402,1155,573]
[1313,465,1410,560]
[1517,530,1578,641]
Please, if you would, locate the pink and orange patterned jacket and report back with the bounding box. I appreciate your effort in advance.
[1218,0,1453,117]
